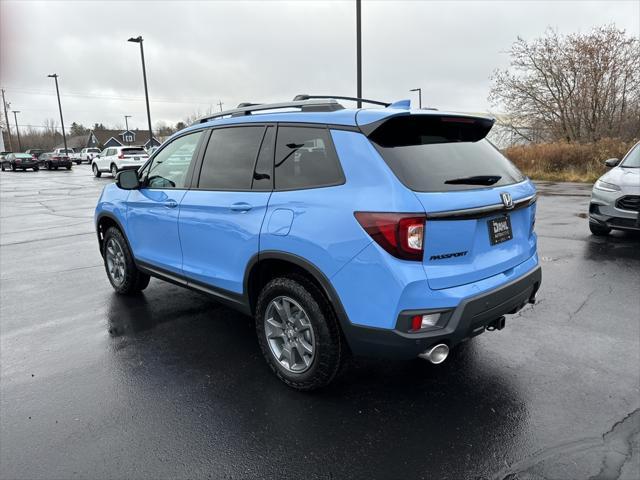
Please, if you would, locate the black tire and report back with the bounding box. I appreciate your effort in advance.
[33,166,39,171]
[46,162,52,170]
[66,165,72,170]
[255,276,345,390]
[11,164,16,171]
[92,163,101,178]
[589,222,611,236]
[102,227,150,294]
[111,164,118,177]
[54,166,58,170]
[1,165,5,171]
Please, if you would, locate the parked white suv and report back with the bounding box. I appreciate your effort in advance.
[92,146,149,178]
[73,147,102,164]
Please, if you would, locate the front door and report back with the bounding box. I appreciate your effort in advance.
[126,130,204,275]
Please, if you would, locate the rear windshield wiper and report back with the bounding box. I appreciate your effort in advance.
[444,175,502,185]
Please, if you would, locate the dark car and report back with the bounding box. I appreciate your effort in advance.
[39,152,73,170]
[2,153,39,171]
[25,149,45,159]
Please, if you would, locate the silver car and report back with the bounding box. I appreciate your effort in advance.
[589,142,640,235]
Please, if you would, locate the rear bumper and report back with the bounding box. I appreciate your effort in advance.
[118,164,144,171]
[14,161,39,168]
[341,264,542,359]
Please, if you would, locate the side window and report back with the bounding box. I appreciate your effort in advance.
[274,127,344,190]
[145,131,203,189]
[252,126,275,190]
[198,126,265,190]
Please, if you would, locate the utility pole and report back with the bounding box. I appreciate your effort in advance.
[356,0,362,107]
[1,89,13,150]
[48,74,68,152]
[128,36,154,149]
[217,100,223,112]
[410,88,422,109]
[13,111,22,151]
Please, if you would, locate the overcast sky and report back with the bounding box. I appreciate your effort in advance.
[1,0,638,133]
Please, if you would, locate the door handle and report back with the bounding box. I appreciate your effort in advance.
[230,202,252,212]
[164,199,178,209]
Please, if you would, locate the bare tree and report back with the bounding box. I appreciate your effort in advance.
[489,25,640,143]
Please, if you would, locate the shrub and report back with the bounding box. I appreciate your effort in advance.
[503,138,637,183]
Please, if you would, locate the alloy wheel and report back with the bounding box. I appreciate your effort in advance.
[105,237,126,287]
[264,296,316,373]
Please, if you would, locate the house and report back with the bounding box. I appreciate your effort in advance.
[55,129,162,151]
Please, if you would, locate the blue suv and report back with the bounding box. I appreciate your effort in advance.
[95,95,541,390]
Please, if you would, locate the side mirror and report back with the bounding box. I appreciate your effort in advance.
[116,169,140,190]
[96,154,101,158]
[604,158,620,168]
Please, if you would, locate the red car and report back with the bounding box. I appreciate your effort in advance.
[39,152,73,170]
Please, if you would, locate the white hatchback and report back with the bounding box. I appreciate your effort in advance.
[92,146,149,178]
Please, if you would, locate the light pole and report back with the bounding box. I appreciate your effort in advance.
[356,0,362,107]
[128,36,153,149]
[12,111,22,151]
[410,88,422,109]
[48,74,68,152]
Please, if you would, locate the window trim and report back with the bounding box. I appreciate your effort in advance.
[140,129,207,191]
[191,123,275,193]
[272,124,346,192]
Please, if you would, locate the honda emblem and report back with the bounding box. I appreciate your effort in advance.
[500,192,514,209]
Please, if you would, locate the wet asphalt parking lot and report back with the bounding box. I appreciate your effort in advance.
[1,165,639,480]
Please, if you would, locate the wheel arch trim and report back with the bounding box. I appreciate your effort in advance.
[243,251,354,332]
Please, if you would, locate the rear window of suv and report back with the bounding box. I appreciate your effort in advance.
[121,148,146,155]
[274,127,344,190]
[369,115,525,192]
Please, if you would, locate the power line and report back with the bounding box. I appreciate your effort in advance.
[3,87,216,105]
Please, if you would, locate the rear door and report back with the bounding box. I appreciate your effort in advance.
[178,125,274,294]
[125,130,205,274]
[366,114,537,290]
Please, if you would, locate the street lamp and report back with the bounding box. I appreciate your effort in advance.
[356,0,362,107]
[12,111,22,151]
[48,74,68,153]
[410,88,422,109]
[128,36,153,149]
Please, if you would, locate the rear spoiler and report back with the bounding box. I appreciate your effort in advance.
[358,112,495,146]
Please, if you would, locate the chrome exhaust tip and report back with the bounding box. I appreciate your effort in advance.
[418,343,449,364]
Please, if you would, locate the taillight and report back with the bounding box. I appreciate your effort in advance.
[118,153,125,159]
[354,212,426,261]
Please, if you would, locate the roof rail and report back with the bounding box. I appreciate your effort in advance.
[196,99,344,124]
[293,94,390,107]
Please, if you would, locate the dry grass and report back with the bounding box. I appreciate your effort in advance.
[503,138,637,183]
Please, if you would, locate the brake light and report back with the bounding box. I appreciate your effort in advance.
[118,153,125,159]
[354,212,426,261]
